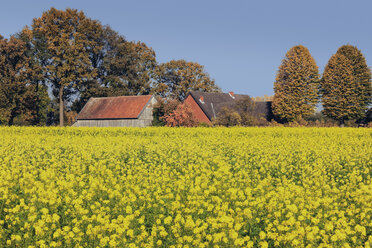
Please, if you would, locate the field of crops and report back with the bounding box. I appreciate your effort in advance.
[0,127,371,247]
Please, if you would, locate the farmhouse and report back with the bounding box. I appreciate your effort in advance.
[73,95,157,127]
[184,91,273,124]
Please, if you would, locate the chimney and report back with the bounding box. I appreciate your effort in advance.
[229,91,235,99]
[199,95,205,104]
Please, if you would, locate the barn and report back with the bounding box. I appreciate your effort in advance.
[184,91,273,124]
[73,95,157,127]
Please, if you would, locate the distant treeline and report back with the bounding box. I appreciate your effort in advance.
[0,8,219,126]
[0,8,371,127]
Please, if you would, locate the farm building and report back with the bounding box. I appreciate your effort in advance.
[184,91,273,124]
[73,95,157,127]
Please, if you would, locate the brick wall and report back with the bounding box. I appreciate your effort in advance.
[184,95,211,124]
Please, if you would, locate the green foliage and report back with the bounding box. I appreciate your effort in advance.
[272,45,320,123]
[154,60,220,101]
[213,96,267,127]
[235,96,257,126]
[20,84,50,125]
[152,98,167,126]
[198,122,211,127]
[321,45,371,125]
[151,97,179,126]
[213,107,242,127]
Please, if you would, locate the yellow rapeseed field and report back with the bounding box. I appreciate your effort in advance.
[0,127,371,248]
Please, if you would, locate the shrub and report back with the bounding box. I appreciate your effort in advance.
[161,103,198,127]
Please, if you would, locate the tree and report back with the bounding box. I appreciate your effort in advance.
[72,26,157,113]
[272,45,320,122]
[31,8,100,126]
[235,96,257,126]
[0,35,49,125]
[104,40,157,96]
[16,27,51,125]
[212,96,261,127]
[321,52,367,126]
[20,84,50,125]
[154,60,220,101]
[161,102,198,127]
[152,97,179,126]
[213,107,242,127]
[331,45,371,119]
[0,36,28,125]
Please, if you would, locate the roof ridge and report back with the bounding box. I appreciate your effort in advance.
[76,95,154,120]
[91,95,152,100]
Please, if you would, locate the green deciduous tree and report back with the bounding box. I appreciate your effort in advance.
[235,96,257,126]
[272,45,320,122]
[154,60,220,101]
[213,107,242,127]
[321,46,371,126]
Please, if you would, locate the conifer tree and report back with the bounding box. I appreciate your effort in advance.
[272,45,320,122]
[321,46,371,126]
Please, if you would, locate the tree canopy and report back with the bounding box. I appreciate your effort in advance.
[154,60,220,101]
[0,36,50,125]
[321,45,372,125]
[72,26,157,113]
[0,8,223,126]
[31,8,101,126]
[272,45,320,122]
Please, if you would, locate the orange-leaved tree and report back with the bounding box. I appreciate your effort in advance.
[154,60,220,101]
[321,45,371,126]
[272,45,320,123]
[161,102,198,127]
[0,35,50,125]
[31,8,101,126]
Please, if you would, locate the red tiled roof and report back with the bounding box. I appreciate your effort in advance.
[76,95,153,120]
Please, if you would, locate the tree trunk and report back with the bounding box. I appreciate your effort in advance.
[8,107,17,126]
[8,113,15,126]
[59,86,64,127]
[339,119,345,127]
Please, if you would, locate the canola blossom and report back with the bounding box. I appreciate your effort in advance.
[0,127,371,247]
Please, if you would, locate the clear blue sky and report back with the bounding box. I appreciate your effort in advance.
[1,0,371,97]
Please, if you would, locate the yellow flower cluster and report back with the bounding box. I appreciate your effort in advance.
[0,127,371,247]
